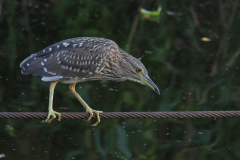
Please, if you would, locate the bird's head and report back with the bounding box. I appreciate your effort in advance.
[118,53,160,95]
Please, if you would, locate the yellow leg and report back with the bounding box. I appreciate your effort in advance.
[42,81,61,123]
[69,83,103,126]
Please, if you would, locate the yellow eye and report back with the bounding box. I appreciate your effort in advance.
[136,68,141,73]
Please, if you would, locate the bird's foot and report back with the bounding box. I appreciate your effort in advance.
[86,108,103,126]
[42,109,61,123]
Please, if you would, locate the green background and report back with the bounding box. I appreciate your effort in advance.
[1,0,240,159]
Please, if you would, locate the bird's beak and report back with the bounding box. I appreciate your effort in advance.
[141,75,160,95]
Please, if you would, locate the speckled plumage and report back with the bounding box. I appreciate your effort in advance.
[20,37,147,84]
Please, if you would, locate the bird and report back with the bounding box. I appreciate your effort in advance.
[20,37,160,126]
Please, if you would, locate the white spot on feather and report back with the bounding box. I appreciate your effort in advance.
[73,44,77,48]
[49,48,52,51]
[63,42,70,47]
[41,62,44,66]
[56,52,60,57]
[43,67,48,72]
[57,45,60,49]
[27,63,30,66]
[44,59,47,62]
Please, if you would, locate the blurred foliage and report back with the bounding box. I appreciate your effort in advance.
[0,0,240,160]
[140,7,161,22]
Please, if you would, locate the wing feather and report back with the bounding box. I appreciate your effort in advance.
[43,48,107,79]
[20,37,119,82]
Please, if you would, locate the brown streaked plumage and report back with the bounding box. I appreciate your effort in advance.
[20,37,160,126]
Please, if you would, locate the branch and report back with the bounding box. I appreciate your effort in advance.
[126,0,146,53]
[226,47,240,68]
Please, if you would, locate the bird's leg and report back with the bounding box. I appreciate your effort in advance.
[43,81,61,123]
[69,83,103,126]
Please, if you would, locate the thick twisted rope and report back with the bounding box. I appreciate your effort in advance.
[0,111,240,119]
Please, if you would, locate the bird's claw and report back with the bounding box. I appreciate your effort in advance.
[86,108,103,126]
[42,109,61,123]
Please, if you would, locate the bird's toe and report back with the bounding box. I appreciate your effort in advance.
[85,108,103,126]
[42,109,61,123]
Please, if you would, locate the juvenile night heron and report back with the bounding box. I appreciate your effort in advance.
[20,37,160,126]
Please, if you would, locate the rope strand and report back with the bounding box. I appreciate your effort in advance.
[0,111,240,119]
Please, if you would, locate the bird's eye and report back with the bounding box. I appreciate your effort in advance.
[136,68,141,73]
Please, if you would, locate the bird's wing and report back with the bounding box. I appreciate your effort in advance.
[40,48,107,78]
[20,38,118,81]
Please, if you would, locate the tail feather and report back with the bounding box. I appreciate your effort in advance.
[20,53,52,77]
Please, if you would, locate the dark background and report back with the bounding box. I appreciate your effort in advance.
[0,0,240,159]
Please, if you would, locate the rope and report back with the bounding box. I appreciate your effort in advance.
[0,111,240,119]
